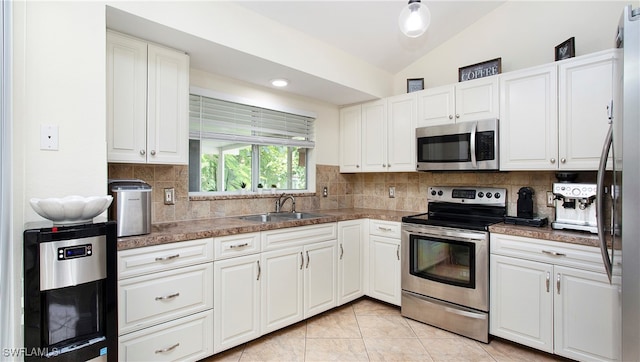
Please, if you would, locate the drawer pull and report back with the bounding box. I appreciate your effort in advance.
[542,250,566,257]
[377,226,393,232]
[155,254,180,262]
[155,343,180,354]
[229,243,249,249]
[155,292,180,301]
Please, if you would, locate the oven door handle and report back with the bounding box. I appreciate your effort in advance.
[444,306,487,320]
[470,121,477,168]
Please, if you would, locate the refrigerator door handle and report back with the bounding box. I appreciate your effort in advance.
[597,123,614,283]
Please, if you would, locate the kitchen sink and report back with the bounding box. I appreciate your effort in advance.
[237,212,326,223]
[272,212,326,220]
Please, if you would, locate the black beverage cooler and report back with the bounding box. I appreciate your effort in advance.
[23,221,117,362]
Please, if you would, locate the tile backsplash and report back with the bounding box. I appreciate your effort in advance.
[109,163,597,224]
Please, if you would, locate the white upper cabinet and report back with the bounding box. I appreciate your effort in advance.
[340,94,417,173]
[500,49,617,171]
[558,50,617,170]
[107,31,189,164]
[386,93,418,172]
[361,99,387,172]
[499,64,558,170]
[339,104,362,172]
[417,76,499,127]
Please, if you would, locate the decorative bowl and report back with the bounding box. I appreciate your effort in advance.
[29,195,113,225]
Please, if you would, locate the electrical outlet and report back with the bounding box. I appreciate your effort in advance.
[322,186,328,197]
[164,188,175,205]
[547,191,555,207]
[389,187,396,198]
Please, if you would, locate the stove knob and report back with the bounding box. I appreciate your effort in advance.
[495,192,501,199]
[486,192,493,198]
[431,190,437,196]
[477,192,484,198]
[438,190,443,196]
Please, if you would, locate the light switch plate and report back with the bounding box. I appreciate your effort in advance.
[164,188,175,205]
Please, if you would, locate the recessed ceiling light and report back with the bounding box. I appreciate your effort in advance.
[271,78,289,87]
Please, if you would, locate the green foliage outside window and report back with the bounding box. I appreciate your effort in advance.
[198,144,306,192]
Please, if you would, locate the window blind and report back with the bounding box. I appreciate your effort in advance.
[189,94,315,148]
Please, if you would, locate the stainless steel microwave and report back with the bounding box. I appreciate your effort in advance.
[416,118,499,171]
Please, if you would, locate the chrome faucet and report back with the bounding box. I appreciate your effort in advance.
[275,193,296,213]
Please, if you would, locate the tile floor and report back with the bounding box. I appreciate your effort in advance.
[200,297,570,362]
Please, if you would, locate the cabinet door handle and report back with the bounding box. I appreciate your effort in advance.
[546,272,550,292]
[455,114,460,119]
[542,250,566,257]
[340,244,344,260]
[448,115,453,120]
[150,150,156,156]
[229,243,249,249]
[356,165,360,168]
[155,343,180,354]
[556,273,561,294]
[140,149,146,155]
[397,245,400,261]
[300,251,303,270]
[306,251,310,269]
[256,260,261,281]
[155,292,180,301]
[155,254,180,262]
[550,158,556,164]
[561,158,566,163]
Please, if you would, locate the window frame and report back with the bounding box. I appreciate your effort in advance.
[188,87,316,197]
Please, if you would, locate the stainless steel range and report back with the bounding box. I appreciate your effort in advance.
[401,186,506,343]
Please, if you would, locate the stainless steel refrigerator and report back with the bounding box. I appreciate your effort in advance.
[598,4,640,361]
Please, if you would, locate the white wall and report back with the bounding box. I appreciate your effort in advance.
[189,69,340,166]
[393,1,630,93]
[14,1,107,223]
[9,0,107,352]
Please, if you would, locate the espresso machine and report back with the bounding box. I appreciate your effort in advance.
[551,182,598,233]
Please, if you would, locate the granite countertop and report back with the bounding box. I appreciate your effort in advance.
[116,208,415,250]
[489,222,601,248]
[117,208,602,251]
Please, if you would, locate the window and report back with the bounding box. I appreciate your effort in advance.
[189,94,315,194]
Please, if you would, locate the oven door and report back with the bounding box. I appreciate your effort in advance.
[401,223,489,311]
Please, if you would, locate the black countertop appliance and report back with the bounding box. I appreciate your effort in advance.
[517,187,535,219]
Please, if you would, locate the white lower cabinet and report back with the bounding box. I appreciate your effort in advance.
[337,220,365,305]
[117,238,214,361]
[261,240,337,334]
[367,220,401,306]
[490,233,621,361]
[304,240,338,317]
[118,310,213,362]
[213,253,261,353]
[261,246,305,334]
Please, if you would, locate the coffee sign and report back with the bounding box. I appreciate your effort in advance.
[458,58,502,82]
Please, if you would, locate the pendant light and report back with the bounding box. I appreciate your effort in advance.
[398,0,431,38]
